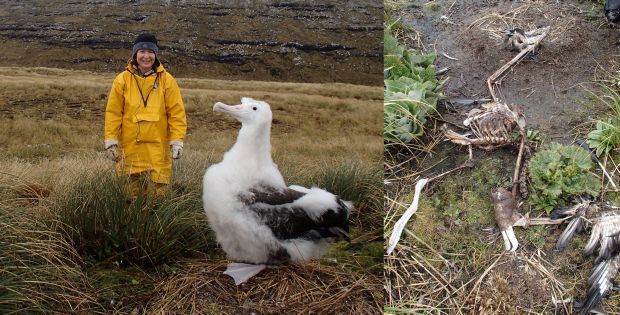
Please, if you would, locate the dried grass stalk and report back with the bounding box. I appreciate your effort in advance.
[147,260,382,314]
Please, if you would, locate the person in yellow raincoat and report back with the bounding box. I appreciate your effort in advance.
[104,33,187,197]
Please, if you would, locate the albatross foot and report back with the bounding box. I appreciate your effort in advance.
[224,263,267,285]
[501,226,519,252]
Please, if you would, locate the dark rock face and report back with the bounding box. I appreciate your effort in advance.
[0,0,383,85]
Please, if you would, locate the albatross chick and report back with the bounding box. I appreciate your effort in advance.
[203,97,351,285]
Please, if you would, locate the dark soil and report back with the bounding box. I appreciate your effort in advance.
[0,0,382,85]
[406,0,619,140]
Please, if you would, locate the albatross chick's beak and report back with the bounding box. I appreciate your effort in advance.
[213,102,246,121]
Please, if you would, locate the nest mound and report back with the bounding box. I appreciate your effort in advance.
[147,260,382,314]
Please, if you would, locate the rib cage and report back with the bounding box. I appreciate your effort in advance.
[445,102,525,150]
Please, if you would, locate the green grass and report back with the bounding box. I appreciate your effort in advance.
[311,160,383,231]
[587,84,620,157]
[0,206,100,313]
[48,169,214,266]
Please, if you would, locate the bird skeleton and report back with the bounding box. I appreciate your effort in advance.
[444,27,550,198]
[488,26,550,102]
[444,26,553,253]
[444,101,526,151]
[387,26,552,255]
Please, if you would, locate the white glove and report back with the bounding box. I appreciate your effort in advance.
[170,141,183,160]
[105,144,119,162]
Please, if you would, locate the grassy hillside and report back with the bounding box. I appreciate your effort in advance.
[0,66,384,314]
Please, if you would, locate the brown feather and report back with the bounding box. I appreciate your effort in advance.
[491,187,518,231]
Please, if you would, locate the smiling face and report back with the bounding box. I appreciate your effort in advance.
[213,98,272,125]
[135,49,156,73]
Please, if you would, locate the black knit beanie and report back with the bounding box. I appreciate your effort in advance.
[132,33,159,62]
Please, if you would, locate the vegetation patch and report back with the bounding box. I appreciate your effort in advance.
[528,143,601,213]
[587,85,620,156]
[0,206,100,313]
[48,169,214,266]
[383,26,444,146]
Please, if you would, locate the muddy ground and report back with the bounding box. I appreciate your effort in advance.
[0,0,382,85]
[386,1,620,313]
[408,0,618,140]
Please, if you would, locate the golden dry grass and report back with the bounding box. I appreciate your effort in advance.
[0,66,383,314]
[0,66,382,166]
[146,260,382,314]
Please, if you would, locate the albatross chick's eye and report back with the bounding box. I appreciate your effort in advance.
[252,107,257,111]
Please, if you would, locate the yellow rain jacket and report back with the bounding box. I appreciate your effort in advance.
[104,63,187,184]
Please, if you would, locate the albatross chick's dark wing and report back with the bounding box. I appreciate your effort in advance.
[245,185,350,243]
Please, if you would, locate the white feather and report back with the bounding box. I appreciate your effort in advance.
[387,178,429,255]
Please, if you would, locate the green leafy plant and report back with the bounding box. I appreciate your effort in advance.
[384,29,444,144]
[587,87,620,156]
[587,118,620,156]
[527,129,541,143]
[528,143,601,213]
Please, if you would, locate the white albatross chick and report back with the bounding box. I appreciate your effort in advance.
[203,97,351,285]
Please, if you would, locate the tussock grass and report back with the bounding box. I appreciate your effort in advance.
[311,161,383,232]
[0,206,100,313]
[47,166,214,266]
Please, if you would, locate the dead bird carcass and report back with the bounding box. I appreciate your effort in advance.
[444,101,526,151]
[443,26,551,251]
[552,202,620,314]
[386,26,550,255]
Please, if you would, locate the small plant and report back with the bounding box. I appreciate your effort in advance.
[527,129,541,143]
[587,118,620,156]
[587,86,620,156]
[384,28,445,144]
[425,1,440,11]
[528,143,601,213]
